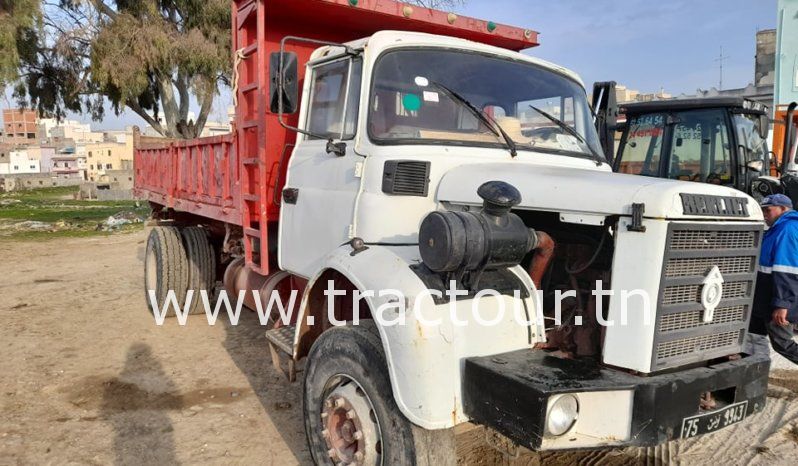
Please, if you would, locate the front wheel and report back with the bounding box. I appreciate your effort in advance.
[303,324,424,465]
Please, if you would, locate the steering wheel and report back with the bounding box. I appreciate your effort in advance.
[523,126,564,141]
[705,172,723,185]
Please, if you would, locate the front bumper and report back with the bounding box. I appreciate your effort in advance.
[462,349,770,450]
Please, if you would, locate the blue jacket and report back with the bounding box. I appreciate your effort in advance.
[753,210,798,323]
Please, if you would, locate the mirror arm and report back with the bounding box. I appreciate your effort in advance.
[276,35,358,138]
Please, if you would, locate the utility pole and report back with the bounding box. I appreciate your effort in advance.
[714,46,730,90]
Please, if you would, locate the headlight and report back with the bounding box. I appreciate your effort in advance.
[545,394,579,436]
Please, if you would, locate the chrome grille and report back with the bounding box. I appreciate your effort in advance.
[669,230,757,250]
[656,330,744,360]
[653,223,761,370]
[659,306,746,332]
[662,281,749,305]
[664,256,754,277]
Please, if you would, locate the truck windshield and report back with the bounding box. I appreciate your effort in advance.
[617,109,734,185]
[368,49,603,159]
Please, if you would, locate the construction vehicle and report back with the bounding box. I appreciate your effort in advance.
[765,102,798,204]
[593,80,798,207]
[135,0,769,462]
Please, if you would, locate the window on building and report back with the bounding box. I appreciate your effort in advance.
[13,165,18,170]
[30,165,35,169]
[88,152,92,157]
[27,133,35,139]
[108,150,111,156]
[89,164,94,170]
[106,163,112,169]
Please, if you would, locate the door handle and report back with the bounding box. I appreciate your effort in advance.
[282,188,299,205]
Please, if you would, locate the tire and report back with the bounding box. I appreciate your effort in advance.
[181,226,217,315]
[144,226,189,317]
[303,323,454,466]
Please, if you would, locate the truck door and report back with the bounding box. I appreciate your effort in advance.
[731,112,769,194]
[278,57,363,278]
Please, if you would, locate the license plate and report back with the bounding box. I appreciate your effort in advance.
[680,400,748,439]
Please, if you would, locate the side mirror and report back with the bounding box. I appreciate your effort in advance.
[759,114,770,139]
[270,52,298,114]
[746,160,764,172]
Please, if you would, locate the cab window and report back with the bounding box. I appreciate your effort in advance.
[617,114,665,176]
[667,110,732,185]
[306,58,362,140]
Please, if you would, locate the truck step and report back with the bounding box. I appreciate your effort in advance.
[265,325,298,382]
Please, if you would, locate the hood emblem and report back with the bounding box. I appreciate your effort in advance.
[701,266,725,322]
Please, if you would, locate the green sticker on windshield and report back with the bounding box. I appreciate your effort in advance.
[402,93,422,112]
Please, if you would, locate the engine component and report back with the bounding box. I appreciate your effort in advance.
[418,181,538,288]
[527,231,555,289]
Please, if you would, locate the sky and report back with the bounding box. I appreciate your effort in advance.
[7,0,779,131]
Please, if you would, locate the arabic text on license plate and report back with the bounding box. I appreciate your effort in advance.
[680,400,748,439]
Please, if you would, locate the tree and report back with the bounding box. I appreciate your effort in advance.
[0,0,40,86]
[14,0,230,139]
[10,0,465,139]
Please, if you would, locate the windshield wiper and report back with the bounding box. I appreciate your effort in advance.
[431,82,518,157]
[528,104,605,166]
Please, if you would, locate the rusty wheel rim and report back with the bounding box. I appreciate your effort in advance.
[320,375,382,465]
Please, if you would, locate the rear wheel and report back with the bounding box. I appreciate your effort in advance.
[181,226,217,314]
[144,226,189,316]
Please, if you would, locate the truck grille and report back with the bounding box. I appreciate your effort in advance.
[652,223,762,370]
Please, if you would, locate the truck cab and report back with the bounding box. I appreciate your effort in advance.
[614,98,771,197]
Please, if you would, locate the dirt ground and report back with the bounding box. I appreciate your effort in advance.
[2,230,798,465]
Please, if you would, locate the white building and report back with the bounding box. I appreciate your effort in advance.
[0,149,41,174]
[43,119,104,143]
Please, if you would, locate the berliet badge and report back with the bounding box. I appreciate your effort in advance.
[701,266,725,323]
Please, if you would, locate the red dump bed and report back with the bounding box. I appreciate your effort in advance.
[134,0,539,272]
[135,133,239,223]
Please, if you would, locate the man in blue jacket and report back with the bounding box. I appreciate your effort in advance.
[750,194,798,364]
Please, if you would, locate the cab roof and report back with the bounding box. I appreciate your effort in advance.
[621,97,769,115]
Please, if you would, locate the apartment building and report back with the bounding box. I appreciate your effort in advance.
[2,109,37,146]
[79,142,133,181]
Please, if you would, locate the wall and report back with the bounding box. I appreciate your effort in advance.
[0,174,83,192]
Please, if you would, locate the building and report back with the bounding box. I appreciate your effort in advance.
[614,85,672,104]
[775,0,798,107]
[78,141,133,181]
[51,152,86,179]
[48,119,104,144]
[0,149,41,175]
[2,108,38,146]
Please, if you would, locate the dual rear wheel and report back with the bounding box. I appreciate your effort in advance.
[144,225,216,316]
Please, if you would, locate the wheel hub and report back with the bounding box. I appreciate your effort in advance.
[321,379,381,465]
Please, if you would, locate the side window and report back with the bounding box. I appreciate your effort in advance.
[617,114,665,176]
[733,113,768,167]
[668,110,732,185]
[306,58,362,140]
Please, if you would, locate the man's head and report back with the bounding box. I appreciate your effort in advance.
[761,194,793,226]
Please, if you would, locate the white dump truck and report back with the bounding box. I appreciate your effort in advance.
[135,0,770,463]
